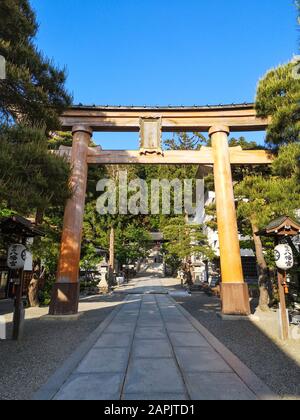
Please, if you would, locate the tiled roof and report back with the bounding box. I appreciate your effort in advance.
[70,103,255,111]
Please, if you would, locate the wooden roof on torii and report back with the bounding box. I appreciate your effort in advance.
[59,103,273,166]
[61,103,270,132]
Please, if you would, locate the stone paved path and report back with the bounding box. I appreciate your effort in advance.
[35,276,275,400]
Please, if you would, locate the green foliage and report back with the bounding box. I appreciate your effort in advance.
[0,125,71,214]
[48,132,73,150]
[0,1,72,304]
[80,132,218,274]
[0,0,72,131]
[235,175,300,229]
[83,201,151,268]
[229,136,262,150]
[0,208,16,218]
[82,162,153,269]
[235,143,300,268]
[115,225,151,265]
[256,62,300,146]
[271,142,300,179]
[162,217,215,273]
[164,132,207,150]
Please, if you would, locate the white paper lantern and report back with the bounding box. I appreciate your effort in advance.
[274,244,294,271]
[7,244,27,270]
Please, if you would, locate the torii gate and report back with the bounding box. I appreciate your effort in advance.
[49,104,272,317]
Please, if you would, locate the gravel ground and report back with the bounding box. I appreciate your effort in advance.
[0,295,125,400]
[174,291,300,400]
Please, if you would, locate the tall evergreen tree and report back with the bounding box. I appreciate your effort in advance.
[235,144,300,311]
[0,1,72,306]
[256,63,300,147]
[256,3,300,148]
[0,0,72,131]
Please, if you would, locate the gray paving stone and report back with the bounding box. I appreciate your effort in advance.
[184,372,257,400]
[161,312,183,319]
[162,316,189,324]
[161,312,182,317]
[121,302,141,309]
[105,323,136,333]
[94,333,132,348]
[124,358,186,394]
[54,373,124,400]
[112,315,138,324]
[120,302,139,309]
[157,302,177,308]
[169,332,210,348]
[135,326,168,340]
[133,339,173,358]
[165,322,196,333]
[140,306,158,311]
[138,315,162,322]
[174,347,233,373]
[141,300,157,304]
[137,319,164,327]
[38,279,270,401]
[76,348,130,374]
[118,307,139,313]
[123,393,188,401]
[140,308,159,315]
[160,307,182,314]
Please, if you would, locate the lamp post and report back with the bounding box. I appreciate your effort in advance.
[256,216,300,341]
[0,215,43,340]
[274,244,294,340]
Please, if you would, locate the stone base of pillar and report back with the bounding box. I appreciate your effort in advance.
[49,283,80,316]
[221,283,251,316]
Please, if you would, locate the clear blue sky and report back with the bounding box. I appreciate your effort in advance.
[30,0,298,148]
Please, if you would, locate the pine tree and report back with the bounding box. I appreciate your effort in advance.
[256,63,300,147]
[164,132,207,150]
[256,2,300,147]
[235,144,300,310]
[0,0,72,131]
[0,1,72,306]
[162,217,215,275]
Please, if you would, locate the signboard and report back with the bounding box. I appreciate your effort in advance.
[24,251,33,272]
[7,244,27,270]
[139,117,163,155]
[274,244,294,271]
[0,55,6,80]
[0,316,6,340]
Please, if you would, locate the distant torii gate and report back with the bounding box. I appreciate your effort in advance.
[49,104,272,317]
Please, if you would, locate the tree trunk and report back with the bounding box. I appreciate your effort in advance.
[109,226,115,272]
[28,275,40,307]
[108,226,115,287]
[28,208,44,307]
[251,220,271,312]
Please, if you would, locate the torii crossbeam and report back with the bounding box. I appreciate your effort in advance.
[49,104,273,318]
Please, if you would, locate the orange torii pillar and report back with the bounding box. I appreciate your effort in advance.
[49,125,92,316]
[209,125,251,316]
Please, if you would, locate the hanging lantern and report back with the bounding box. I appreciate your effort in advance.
[7,244,27,270]
[274,244,294,271]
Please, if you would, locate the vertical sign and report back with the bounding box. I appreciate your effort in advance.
[7,244,27,270]
[0,55,6,80]
[0,316,6,340]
